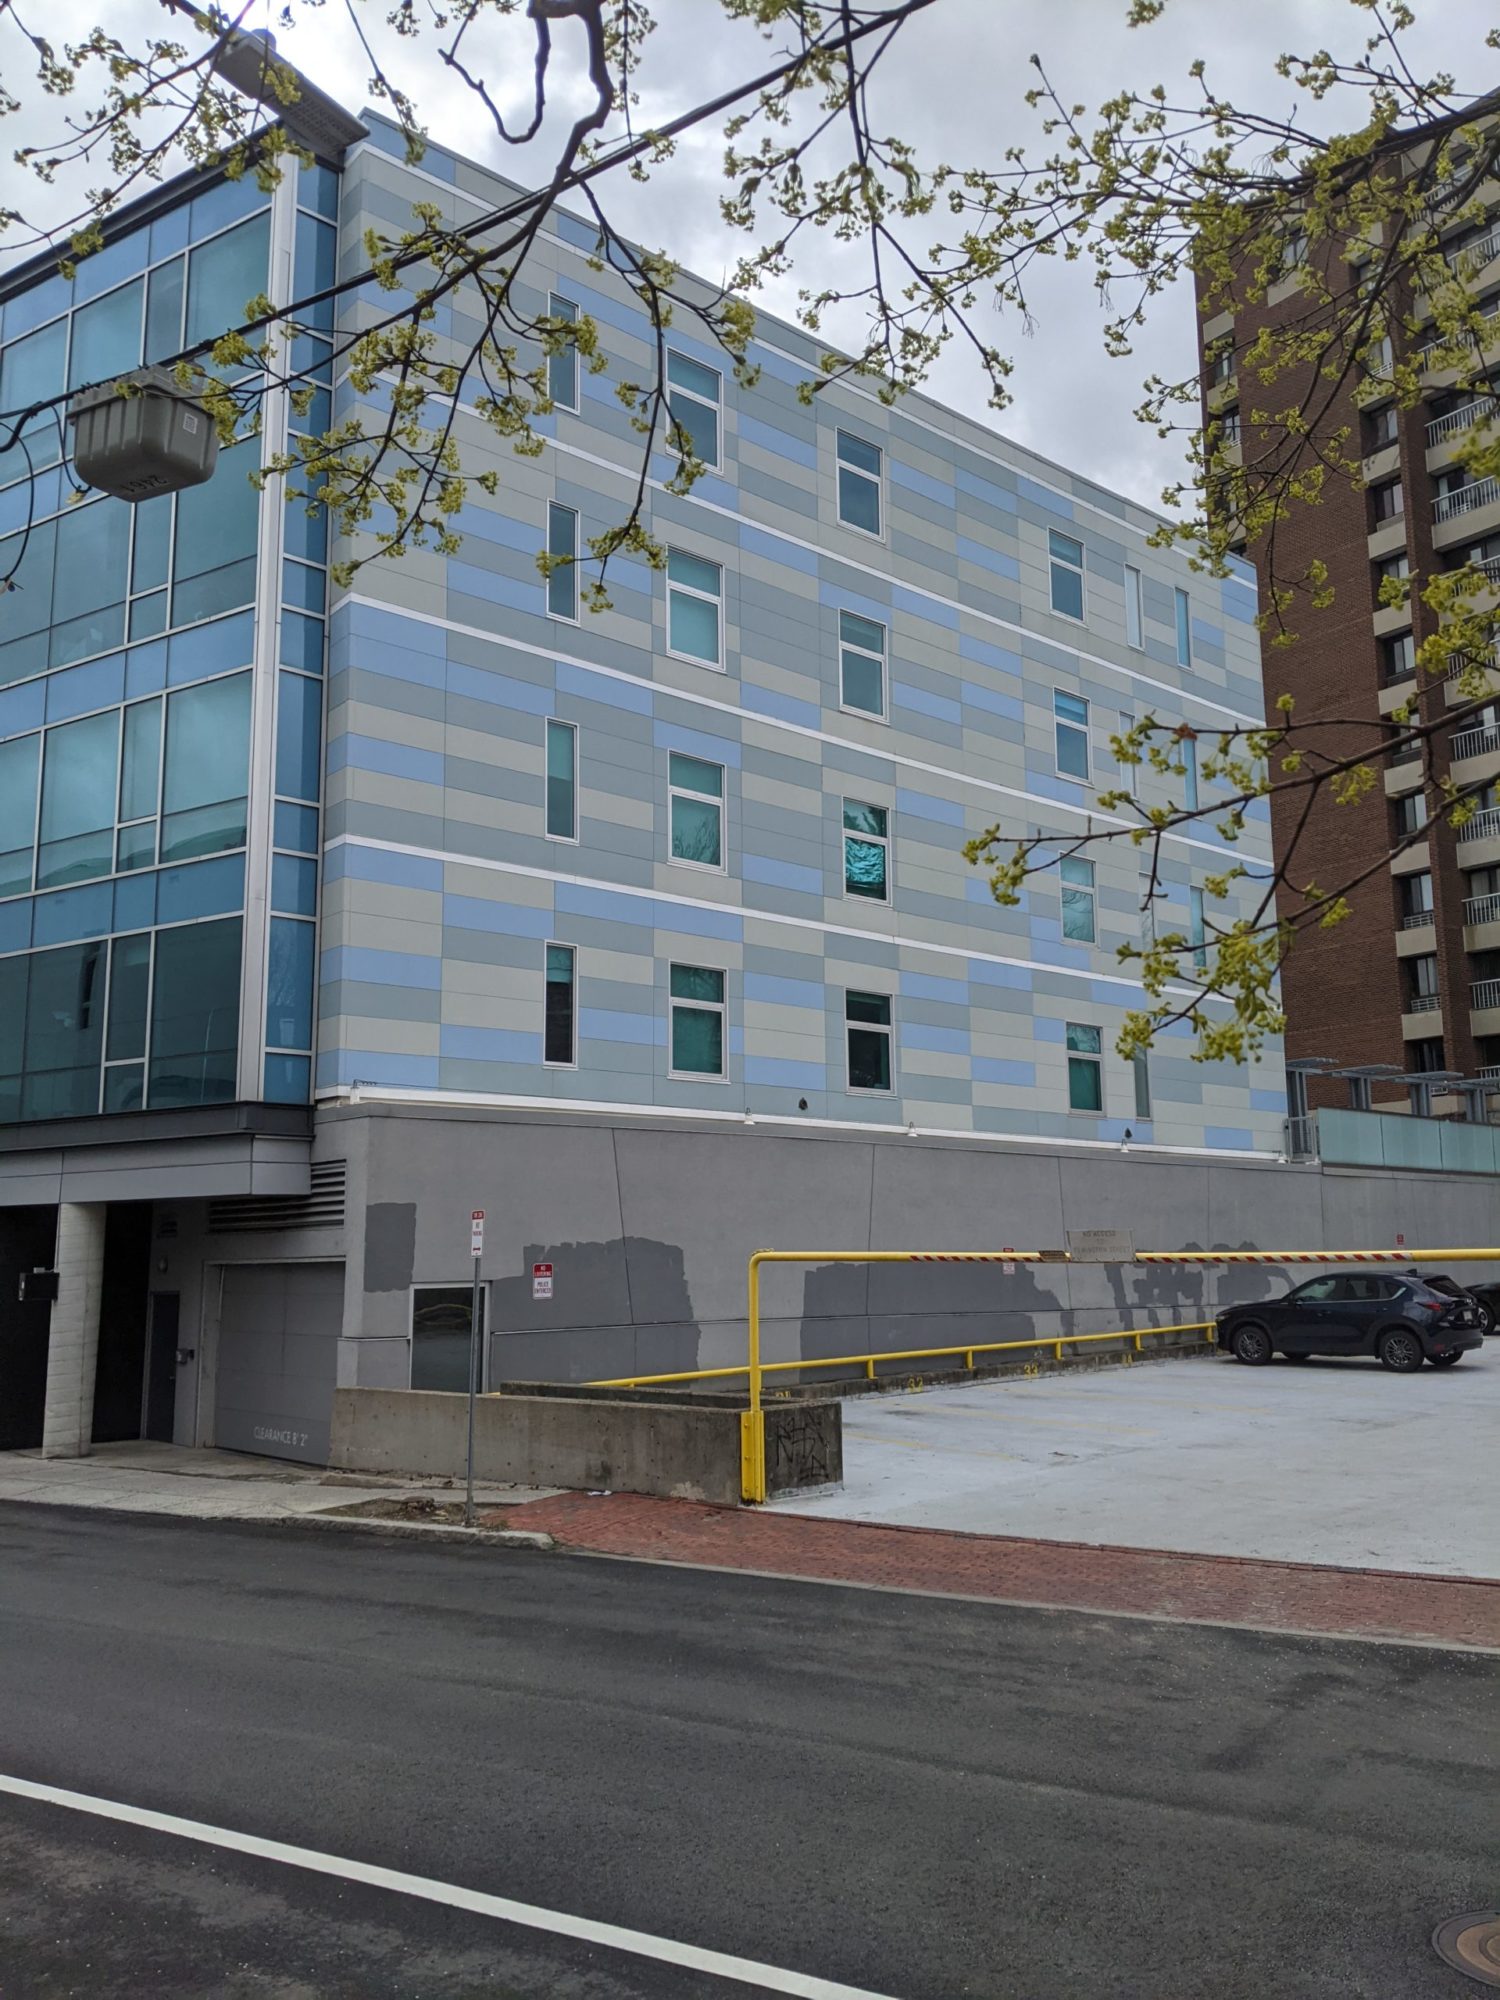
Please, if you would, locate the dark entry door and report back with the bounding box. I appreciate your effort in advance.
[0,1206,56,1451]
[143,1293,179,1443]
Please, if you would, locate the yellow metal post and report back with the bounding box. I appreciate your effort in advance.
[740,1252,768,1504]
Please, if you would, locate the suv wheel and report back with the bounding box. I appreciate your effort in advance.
[1377,1327,1425,1373]
[1231,1323,1273,1366]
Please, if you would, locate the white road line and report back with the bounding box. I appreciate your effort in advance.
[0,1773,900,2000]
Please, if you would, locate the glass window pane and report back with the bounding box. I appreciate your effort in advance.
[21,941,105,1119]
[545,943,574,1065]
[172,437,260,621]
[271,852,318,916]
[284,491,329,566]
[1056,724,1089,780]
[41,710,120,843]
[1175,588,1192,665]
[145,257,185,362]
[116,822,156,872]
[67,279,143,389]
[672,1005,723,1076]
[148,915,241,1107]
[838,431,881,476]
[106,932,151,1061]
[103,1062,145,1114]
[263,1052,311,1103]
[670,795,722,867]
[1055,691,1088,726]
[163,672,251,812]
[1059,855,1092,887]
[839,610,885,655]
[667,352,721,401]
[128,592,168,642]
[666,548,721,596]
[1066,1022,1102,1054]
[841,645,884,715]
[0,517,57,648]
[280,611,325,675]
[844,836,887,898]
[1049,530,1083,566]
[547,503,577,619]
[159,797,248,865]
[1124,566,1143,648]
[275,671,322,802]
[1061,886,1095,942]
[842,801,886,836]
[131,494,173,595]
[547,294,578,409]
[668,753,722,796]
[411,1286,484,1393]
[294,212,337,329]
[274,801,319,853]
[669,964,724,1002]
[0,733,40,856]
[847,1025,891,1092]
[120,698,162,821]
[281,557,324,612]
[1050,563,1085,620]
[53,499,130,625]
[266,917,315,1049]
[185,212,271,348]
[668,391,718,466]
[1133,1049,1151,1119]
[545,720,576,839]
[1,322,66,476]
[837,465,881,535]
[1068,1055,1103,1112]
[846,991,891,1026]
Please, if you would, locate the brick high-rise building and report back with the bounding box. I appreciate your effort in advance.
[1197,102,1500,1132]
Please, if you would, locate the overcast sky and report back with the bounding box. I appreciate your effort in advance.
[4,0,1497,509]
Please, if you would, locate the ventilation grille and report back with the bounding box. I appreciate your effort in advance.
[208,1160,346,1234]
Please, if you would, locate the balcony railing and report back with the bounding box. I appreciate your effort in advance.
[1446,223,1500,273]
[1407,992,1443,1013]
[1480,1064,1500,1081]
[1472,978,1500,1010]
[1426,401,1490,446]
[1435,476,1500,522]
[1419,301,1500,369]
[1458,805,1500,842]
[1452,722,1500,760]
[1465,892,1500,926]
[1446,642,1500,680]
[1400,908,1436,929]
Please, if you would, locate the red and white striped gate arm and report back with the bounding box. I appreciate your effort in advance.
[1135,1248,1500,1264]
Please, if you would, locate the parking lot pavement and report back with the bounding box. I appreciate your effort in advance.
[769,1349,1499,1579]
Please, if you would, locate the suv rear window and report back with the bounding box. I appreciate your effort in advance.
[1345,1275,1401,1301]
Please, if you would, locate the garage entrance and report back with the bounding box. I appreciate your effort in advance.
[213,1262,344,1466]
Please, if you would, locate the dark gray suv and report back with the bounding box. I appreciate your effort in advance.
[1216,1272,1485,1373]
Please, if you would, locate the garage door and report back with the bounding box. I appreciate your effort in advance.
[214,1262,344,1465]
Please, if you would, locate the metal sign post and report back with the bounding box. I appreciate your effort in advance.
[464,1209,484,1528]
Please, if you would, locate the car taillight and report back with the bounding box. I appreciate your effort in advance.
[1420,1299,1445,1314]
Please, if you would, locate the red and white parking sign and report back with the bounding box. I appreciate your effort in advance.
[532,1262,554,1300]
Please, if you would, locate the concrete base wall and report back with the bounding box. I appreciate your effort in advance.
[329,1386,841,1504]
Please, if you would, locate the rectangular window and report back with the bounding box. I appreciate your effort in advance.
[1410,1036,1446,1073]
[171,435,260,627]
[1054,689,1090,781]
[839,609,886,718]
[1066,1021,1103,1113]
[67,278,143,391]
[836,430,882,536]
[546,502,578,621]
[1174,587,1192,667]
[1132,1048,1151,1121]
[669,752,724,869]
[1382,632,1416,682]
[666,351,721,469]
[1182,734,1199,811]
[846,990,893,1093]
[545,719,577,841]
[544,942,575,1066]
[1220,407,1241,448]
[1401,870,1434,917]
[1060,855,1096,943]
[1189,885,1208,970]
[0,733,40,897]
[1394,792,1428,839]
[1408,953,1439,1001]
[37,709,120,890]
[669,963,726,1078]
[1048,530,1085,621]
[1124,565,1144,649]
[843,801,889,901]
[411,1286,486,1395]
[1372,478,1404,523]
[666,547,723,666]
[1376,550,1410,599]
[160,671,251,863]
[547,293,578,412]
[1209,344,1234,385]
[21,940,106,1121]
[1365,405,1399,452]
[148,916,241,1109]
[186,211,270,349]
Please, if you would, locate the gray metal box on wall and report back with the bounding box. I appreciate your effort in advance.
[67,366,219,500]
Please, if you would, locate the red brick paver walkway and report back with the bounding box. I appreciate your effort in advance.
[500,1492,1500,1650]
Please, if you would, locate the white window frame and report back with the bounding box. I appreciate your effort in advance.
[665,547,724,670]
[1059,853,1096,944]
[667,961,727,1081]
[1189,885,1207,970]
[1053,688,1090,782]
[1182,734,1199,811]
[667,753,726,874]
[546,501,579,623]
[835,429,884,540]
[665,350,722,471]
[547,292,579,413]
[544,717,578,845]
[543,939,577,1069]
[1123,565,1144,649]
[842,799,890,904]
[1048,529,1086,623]
[845,989,895,1096]
[1132,1048,1151,1121]
[1174,586,1193,668]
[1065,1021,1104,1114]
[838,608,888,722]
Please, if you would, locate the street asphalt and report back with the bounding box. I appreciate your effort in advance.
[0,1503,1494,1999]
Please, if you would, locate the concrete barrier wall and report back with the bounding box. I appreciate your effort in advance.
[329,1386,840,1504]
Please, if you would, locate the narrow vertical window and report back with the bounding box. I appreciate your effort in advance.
[669,964,726,1077]
[668,753,724,869]
[666,351,721,469]
[545,719,577,841]
[1124,564,1144,649]
[1182,734,1199,810]
[839,609,887,718]
[547,502,578,621]
[836,431,882,536]
[1060,855,1096,943]
[842,801,889,901]
[1174,587,1192,667]
[846,991,893,1093]
[544,943,575,1066]
[1189,886,1207,970]
[666,548,723,666]
[1048,530,1085,620]
[1066,1022,1103,1112]
[1054,690,1089,780]
[1132,1049,1151,1120]
[547,293,578,412]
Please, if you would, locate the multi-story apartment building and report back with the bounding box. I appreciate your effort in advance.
[0,63,1286,1465]
[1197,100,1500,1125]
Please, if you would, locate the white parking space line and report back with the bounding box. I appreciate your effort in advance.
[0,1773,901,2000]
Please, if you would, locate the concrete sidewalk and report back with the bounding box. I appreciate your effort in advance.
[0,1442,557,1523]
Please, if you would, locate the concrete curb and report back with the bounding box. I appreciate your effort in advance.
[286,1510,555,1551]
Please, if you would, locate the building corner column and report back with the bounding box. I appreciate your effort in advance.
[41,1203,107,1459]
